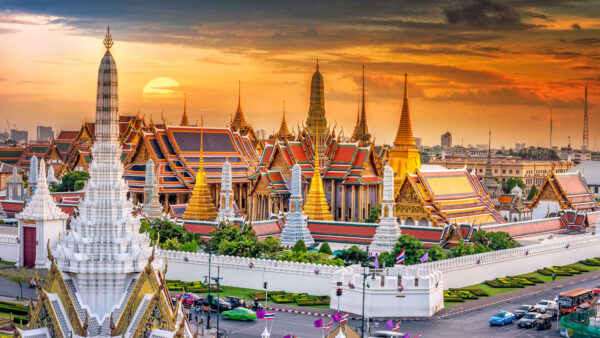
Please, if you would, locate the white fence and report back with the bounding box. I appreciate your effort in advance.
[416,234,600,289]
[163,250,341,295]
[0,234,19,263]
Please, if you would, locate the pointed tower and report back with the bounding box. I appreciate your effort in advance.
[230,81,249,132]
[387,74,421,188]
[276,100,291,140]
[143,159,162,219]
[180,93,189,126]
[18,158,68,268]
[583,86,589,150]
[370,165,401,253]
[483,130,501,201]
[52,28,157,319]
[217,159,236,222]
[281,163,314,246]
[303,133,332,220]
[6,164,25,201]
[28,155,38,200]
[350,64,371,146]
[183,123,218,221]
[305,60,329,155]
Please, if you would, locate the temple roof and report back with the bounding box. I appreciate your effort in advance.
[530,171,598,211]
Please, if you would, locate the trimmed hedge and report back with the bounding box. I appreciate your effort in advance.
[485,279,523,288]
[537,265,585,277]
[580,258,600,266]
[0,303,29,317]
[443,289,487,302]
[166,280,221,293]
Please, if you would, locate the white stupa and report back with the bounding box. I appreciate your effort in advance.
[280,163,314,246]
[47,165,61,185]
[370,165,401,253]
[143,158,163,219]
[17,158,68,268]
[53,28,157,321]
[217,158,236,222]
[27,155,38,201]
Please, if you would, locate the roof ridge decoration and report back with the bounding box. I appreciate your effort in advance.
[182,118,218,221]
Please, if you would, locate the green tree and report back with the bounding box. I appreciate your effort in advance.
[203,223,255,253]
[365,204,381,223]
[473,243,492,254]
[292,239,308,253]
[427,244,447,262]
[377,251,393,267]
[502,177,526,193]
[448,240,474,258]
[0,268,37,299]
[527,185,538,201]
[260,237,282,259]
[318,242,333,255]
[163,237,181,250]
[180,240,199,253]
[486,231,520,250]
[383,235,424,266]
[335,245,369,265]
[57,171,90,192]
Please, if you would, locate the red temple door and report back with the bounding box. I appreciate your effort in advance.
[23,227,36,268]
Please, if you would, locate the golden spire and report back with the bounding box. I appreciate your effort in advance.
[276,100,291,139]
[230,80,249,132]
[183,117,218,220]
[103,26,113,52]
[303,130,333,220]
[351,64,371,146]
[394,73,415,147]
[180,93,189,126]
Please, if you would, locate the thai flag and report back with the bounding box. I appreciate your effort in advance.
[264,312,275,320]
[395,249,405,265]
[414,333,422,338]
[392,320,402,331]
[324,319,333,330]
[340,313,349,323]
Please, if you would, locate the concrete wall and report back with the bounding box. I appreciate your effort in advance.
[0,234,19,262]
[163,250,340,295]
[417,234,600,289]
[331,265,444,317]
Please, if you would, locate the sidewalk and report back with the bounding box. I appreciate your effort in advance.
[433,268,600,319]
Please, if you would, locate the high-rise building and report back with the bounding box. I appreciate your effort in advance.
[441,131,452,149]
[414,137,422,147]
[10,129,28,143]
[36,125,54,141]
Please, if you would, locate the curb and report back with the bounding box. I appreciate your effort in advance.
[264,307,428,321]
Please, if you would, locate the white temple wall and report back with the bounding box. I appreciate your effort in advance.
[532,200,560,219]
[416,234,600,289]
[164,250,338,295]
[0,234,19,262]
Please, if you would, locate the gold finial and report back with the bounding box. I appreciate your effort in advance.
[103,26,114,52]
[316,59,319,71]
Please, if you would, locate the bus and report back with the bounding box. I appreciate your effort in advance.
[557,288,593,314]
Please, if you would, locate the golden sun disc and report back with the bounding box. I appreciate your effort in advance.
[143,77,180,97]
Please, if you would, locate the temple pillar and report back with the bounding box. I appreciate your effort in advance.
[351,185,356,221]
[341,185,346,221]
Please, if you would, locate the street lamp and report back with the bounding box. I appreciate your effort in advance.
[360,246,371,338]
[204,248,213,330]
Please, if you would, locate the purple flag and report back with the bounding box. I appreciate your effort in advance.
[402,332,410,338]
[256,310,265,319]
[314,318,323,328]
[284,335,291,338]
[420,252,429,263]
[386,320,394,329]
[332,312,341,322]
[375,254,380,269]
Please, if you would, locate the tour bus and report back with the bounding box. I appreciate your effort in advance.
[557,288,594,314]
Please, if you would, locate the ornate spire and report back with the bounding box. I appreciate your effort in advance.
[103,26,113,52]
[303,131,332,220]
[306,60,328,154]
[180,93,189,126]
[18,158,68,221]
[394,73,416,147]
[276,100,291,139]
[483,129,501,200]
[230,80,249,132]
[350,64,371,146]
[183,119,218,221]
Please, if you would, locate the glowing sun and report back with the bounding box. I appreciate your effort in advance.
[143,77,180,97]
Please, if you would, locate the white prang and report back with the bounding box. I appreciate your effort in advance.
[217,159,236,222]
[280,163,314,246]
[47,165,60,185]
[370,165,401,253]
[28,155,38,200]
[52,47,156,321]
[143,159,163,219]
[17,159,68,268]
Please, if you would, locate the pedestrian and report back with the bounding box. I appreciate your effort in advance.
[552,272,556,281]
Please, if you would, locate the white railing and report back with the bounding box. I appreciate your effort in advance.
[0,234,18,244]
[417,234,600,273]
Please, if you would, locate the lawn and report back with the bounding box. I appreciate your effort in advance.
[444,261,600,307]
[0,261,15,266]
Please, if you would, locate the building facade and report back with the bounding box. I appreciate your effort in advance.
[441,132,452,149]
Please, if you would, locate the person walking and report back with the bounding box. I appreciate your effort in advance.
[552,272,556,281]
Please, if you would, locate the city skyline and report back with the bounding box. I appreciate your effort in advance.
[1,0,599,147]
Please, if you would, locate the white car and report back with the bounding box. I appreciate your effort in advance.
[534,300,557,313]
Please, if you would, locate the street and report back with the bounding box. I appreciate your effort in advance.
[203,277,600,337]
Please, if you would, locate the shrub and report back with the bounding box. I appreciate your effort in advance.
[580,258,600,266]
[318,242,332,255]
[292,240,308,253]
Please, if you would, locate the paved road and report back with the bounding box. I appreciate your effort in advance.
[204,276,600,337]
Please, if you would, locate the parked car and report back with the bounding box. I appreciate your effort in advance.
[489,311,516,326]
[369,331,407,337]
[225,296,248,309]
[175,293,199,307]
[593,284,600,296]
[534,314,553,330]
[534,300,557,313]
[514,305,535,318]
[518,312,542,328]
[210,297,232,312]
[221,307,257,321]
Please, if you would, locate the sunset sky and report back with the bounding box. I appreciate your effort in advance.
[1,0,599,148]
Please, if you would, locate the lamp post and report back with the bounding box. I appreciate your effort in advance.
[204,249,212,330]
[360,246,371,338]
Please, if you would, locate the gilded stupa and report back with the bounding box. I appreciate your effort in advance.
[303,133,333,220]
[275,100,291,140]
[180,93,189,126]
[387,74,421,189]
[305,60,330,159]
[350,64,371,146]
[183,122,218,221]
